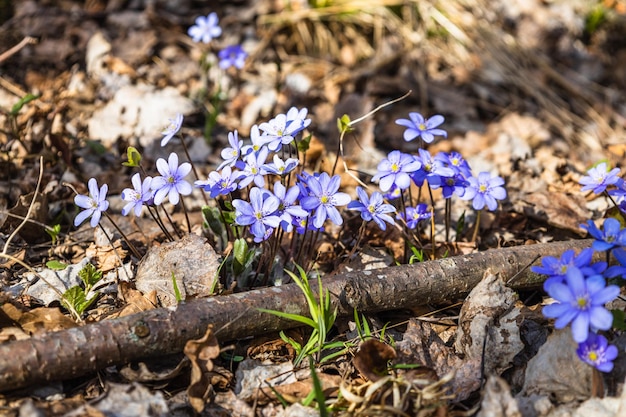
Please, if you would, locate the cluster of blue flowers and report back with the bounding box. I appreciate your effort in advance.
[533,163,626,373]
[73,11,509,280]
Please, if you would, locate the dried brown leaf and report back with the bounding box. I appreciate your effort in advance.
[353,339,396,382]
[184,325,220,414]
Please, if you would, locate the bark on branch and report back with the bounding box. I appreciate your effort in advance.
[0,239,594,392]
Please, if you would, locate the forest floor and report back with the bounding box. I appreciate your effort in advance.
[1,0,626,416]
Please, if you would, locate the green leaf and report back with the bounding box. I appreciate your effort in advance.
[62,286,98,316]
[297,134,312,153]
[455,210,466,241]
[258,308,317,328]
[45,224,61,244]
[309,357,329,417]
[612,309,626,331]
[233,238,248,275]
[78,263,102,291]
[122,146,142,167]
[86,140,107,155]
[336,114,353,134]
[46,260,67,270]
[171,271,183,302]
[10,93,39,116]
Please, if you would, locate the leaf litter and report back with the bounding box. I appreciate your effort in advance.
[0,0,625,416]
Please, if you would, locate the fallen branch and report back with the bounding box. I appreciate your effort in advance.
[0,239,594,392]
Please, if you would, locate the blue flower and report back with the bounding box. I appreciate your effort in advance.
[606,247,626,279]
[579,162,621,194]
[188,12,222,44]
[576,333,618,373]
[239,146,269,188]
[300,172,351,228]
[273,182,308,232]
[218,45,247,70]
[461,172,506,211]
[396,204,431,229]
[543,268,619,343]
[347,186,396,230]
[440,173,469,199]
[195,166,243,198]
[151,153,192,205]
[232,187,281,242]
[161,113,183,147]
[581,218,626,252]
[263,154,299,176]
[371,150,422,192]
[436,151,472,178]
[218,130,244,170]
[121,173,153,217]
[410,149,455,188]
[74,178,109,227]
[241,125,270,156]
[258,107,311,152]
[395,112,447,143]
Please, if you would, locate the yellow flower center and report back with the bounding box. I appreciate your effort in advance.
[479,184,487,193]
[321,195,329,204]
[577,297,589,309]
[419,123,426,130]
[588,352,598,361]
[391,163,399,172]
[368,205,376,214]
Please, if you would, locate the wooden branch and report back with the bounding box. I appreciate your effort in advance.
[0,239,594,392]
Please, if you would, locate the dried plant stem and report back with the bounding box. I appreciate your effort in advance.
[0,239,597,392]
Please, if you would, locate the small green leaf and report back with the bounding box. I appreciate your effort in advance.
[297,134,312,153]
[122,146,142,167]
[62,286,98,316]
[171,271,183,302]
[10,93,39,116]
[258,308,317,328]
[233,238,248,274]
[86,140,107,155]
[78,263,102,291]
[45,224,61,244]
[46,260,67,270]
[336,114,353,133]
[612,309,626,331]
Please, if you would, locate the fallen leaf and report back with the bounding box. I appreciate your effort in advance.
[17,307,77,335]
[184,325,220,413]
[353,339,396,382]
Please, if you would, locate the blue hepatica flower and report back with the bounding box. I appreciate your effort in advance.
[396,204,432,229]
[232,187,281,242]
[579,162,621,195]
[543,267,619,343]
[273,182,308,232]
[195,166,243,198]
[411,148,456,188]
[301,172,351,228]
[160,113,183,147]
[151,153,192,205]
[218,45,248,70]
[218,130,244,170]
[74,178,109,227]
[239,146,269,188]
[121,173,153,217]
[581,218,626,252]
[264,154,299,176]
[348,186,396,231]
[371,150,422,192]
[395,112,447,143]
[188,12,222,44]
[576,332,618,373]
[462,171,506,211]
[436,151,472,178]
[531,248,607,291]
[258,107,311,152]
[241,125,270,156]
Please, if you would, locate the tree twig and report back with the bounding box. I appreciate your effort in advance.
[0,239,595,392]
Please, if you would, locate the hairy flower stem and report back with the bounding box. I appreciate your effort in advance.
[427,186,436,260]
[445,199,452,242]
[179,196,192,234]
[471,209,482,243]
[160,205,182,239]
[177,133,209,207]
[147,206,174,242]
[102,212,141,259]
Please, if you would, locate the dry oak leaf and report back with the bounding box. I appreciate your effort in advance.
[184,325,221,414]
[353,339,397,382]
